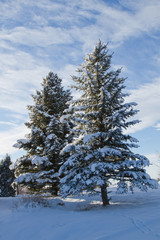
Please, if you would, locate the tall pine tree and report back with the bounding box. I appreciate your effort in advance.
[59,40,158,206]
[14,72,72,195]
[0,154,15,197]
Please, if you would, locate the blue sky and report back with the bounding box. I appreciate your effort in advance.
[0,0,160,178]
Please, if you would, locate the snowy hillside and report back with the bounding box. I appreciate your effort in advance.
[0,186,160,240]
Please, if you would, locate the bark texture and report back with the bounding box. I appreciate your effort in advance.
[101,184,110,206]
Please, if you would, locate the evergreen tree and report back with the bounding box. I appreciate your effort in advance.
[59,40,158,206]
[14,72,72,195]
[0,154,15,197]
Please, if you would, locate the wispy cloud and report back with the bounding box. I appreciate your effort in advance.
[155,123,160,131]
[0,65,51,114]
[0,27,73,47]
[0,121,17,127]
[0,123,29,157]
[146,153,160,179]
[126,77,160,133]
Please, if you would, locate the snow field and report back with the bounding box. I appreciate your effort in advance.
[0,186,160,240]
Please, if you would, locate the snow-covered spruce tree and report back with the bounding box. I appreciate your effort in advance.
[0,154,15,197]
[14,72,72,195]
[59,40,158,206]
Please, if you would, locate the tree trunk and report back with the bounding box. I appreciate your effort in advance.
[101,183,110,206]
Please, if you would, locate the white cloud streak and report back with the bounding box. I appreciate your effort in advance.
[126,77,160,133]
[0,121,17,127]
[0,123,29,157]
[146,153,160,179]
[155,123,160,131]
[0,27,73,47]
[0,65,51,114]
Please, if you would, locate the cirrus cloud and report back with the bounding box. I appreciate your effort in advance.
[126,77,160,133]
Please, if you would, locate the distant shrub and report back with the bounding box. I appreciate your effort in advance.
[14,195,51,209]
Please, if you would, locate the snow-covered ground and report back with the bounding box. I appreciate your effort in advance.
[0,186,160,240]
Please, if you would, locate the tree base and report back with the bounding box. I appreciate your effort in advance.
[101,184,110,206]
